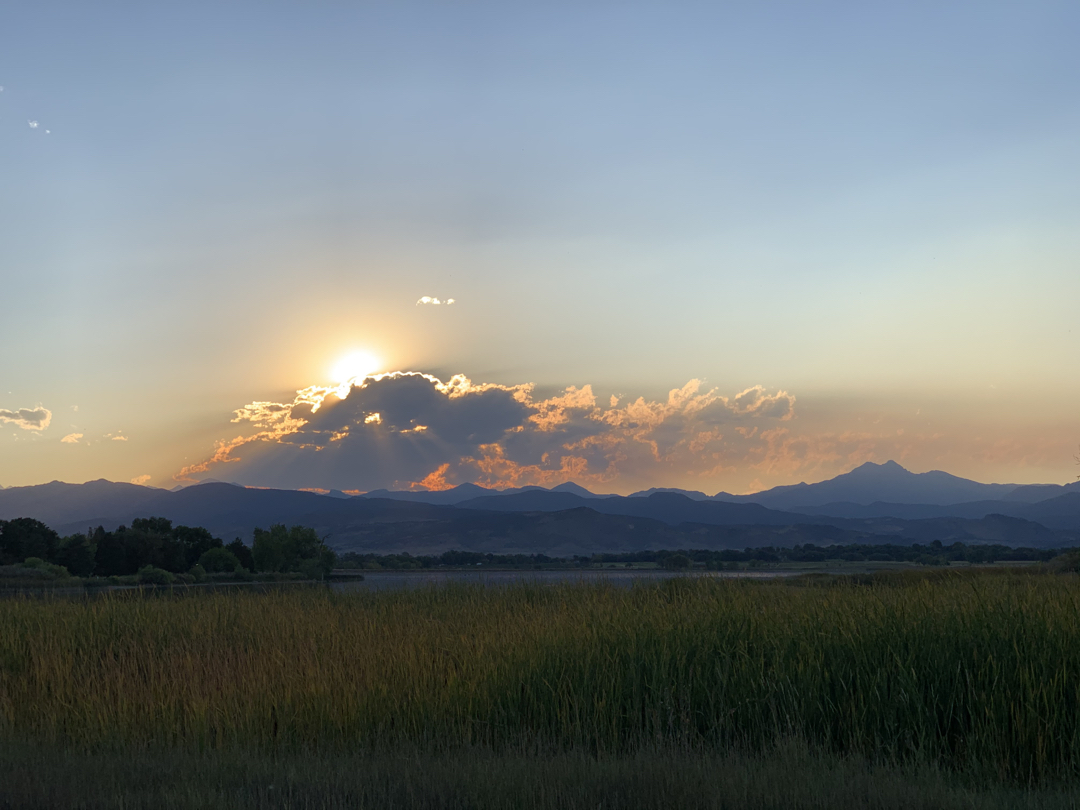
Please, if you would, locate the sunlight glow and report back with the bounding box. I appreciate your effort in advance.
[331,350,381,383]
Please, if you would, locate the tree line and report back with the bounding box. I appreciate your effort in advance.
[338,541,1072,571]
[0,517,336,579]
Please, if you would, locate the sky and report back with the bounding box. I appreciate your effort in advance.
[2,2,1078,495]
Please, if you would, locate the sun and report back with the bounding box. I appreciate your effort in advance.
[331,350,381,383]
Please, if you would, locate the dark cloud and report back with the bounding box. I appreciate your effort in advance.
[0,406,52,431]
[177,373,799,492]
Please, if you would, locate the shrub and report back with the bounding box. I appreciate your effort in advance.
[136,565,175,585]
[197,547,243,573]
[1047,550,1080,573]
[20,558,70,579]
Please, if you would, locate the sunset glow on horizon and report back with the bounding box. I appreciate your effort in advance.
[1,4,1078,494]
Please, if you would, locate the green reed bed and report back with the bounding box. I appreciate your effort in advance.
[2,571,1079,785]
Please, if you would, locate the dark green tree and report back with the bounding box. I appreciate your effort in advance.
[56,533,97,577]
[226,538,255,571]
[0,518,61,565]
[663,553,692,570]
[252,525,336,574]
[174,525,222,568]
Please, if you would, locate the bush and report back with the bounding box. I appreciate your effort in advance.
[1047,551,1080,573]
[21,558,70,579]
[197,547,243,573]
[299,557,328,581]
[189,564,207,582]
[136,565,175,585]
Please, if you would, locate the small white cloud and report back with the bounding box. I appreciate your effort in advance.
[416,296,455,306]
[28,120,38,129]
[61,433,83,444]
[108,433,128,442]
[131,474,152,486]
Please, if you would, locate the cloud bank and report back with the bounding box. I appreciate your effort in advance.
[416,296,455,305]
[0,406,52,431]
[176,372,798,492]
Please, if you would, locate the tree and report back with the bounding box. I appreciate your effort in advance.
[174,525,222,568]
[56,533,97,577]
[0,518,61,565]
[252,525,336,574]
[226,538,255,572]
[91,518,227,576]
[663,553,691,570]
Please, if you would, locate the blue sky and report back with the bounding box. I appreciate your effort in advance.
[2,2,1078,492]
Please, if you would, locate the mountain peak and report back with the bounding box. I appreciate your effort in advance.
[550,482,596,497]
[851,460,908,473]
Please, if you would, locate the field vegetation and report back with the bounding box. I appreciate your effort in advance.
[2,569,1080,806]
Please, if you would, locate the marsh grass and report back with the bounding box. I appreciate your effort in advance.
[2,570,1080,804]
[5,739,1080,809]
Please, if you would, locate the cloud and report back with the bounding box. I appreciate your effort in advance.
[175,371,800,492]
[108,434,128,442]
[0,406,52,431]
[416,296,455,305]
[130,475,152,485]
[61,433,83,444]
[731,385,796,419]
[28,120,37,128]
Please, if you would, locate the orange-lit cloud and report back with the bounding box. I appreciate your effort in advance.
[411,463,453,491]
[174,371,803,493]
[173,369,1077,493]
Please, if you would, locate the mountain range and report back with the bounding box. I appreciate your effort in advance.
[2,461,1078,555]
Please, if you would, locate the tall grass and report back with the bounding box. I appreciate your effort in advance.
[2,571,1079,782]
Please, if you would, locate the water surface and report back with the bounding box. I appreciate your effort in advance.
[331,568,798,593]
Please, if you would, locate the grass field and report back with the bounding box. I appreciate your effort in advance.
[2,569,1080,807]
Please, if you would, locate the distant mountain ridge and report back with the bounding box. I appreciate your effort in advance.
[358,461,1080,510]
[2,462,1079,554]
[710,461,1067,509]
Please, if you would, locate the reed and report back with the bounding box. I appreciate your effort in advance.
[1,570,1078,783]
